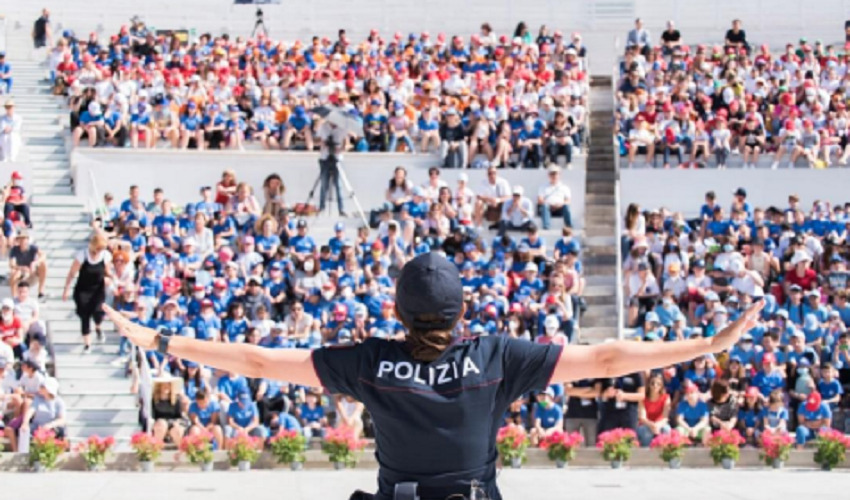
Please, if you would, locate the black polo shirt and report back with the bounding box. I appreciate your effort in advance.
[312,335,563,500]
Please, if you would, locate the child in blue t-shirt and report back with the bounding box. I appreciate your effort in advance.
[298,391,327,438]
[676,385,710,442]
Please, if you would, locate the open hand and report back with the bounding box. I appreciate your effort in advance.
[103,304,157,350]
[711,301,764,352]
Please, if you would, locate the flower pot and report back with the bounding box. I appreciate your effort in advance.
[290,461,303,471]
[610,460,624,469]
[510,457,522,469]
[200,461,214,472]
[721,458,735,470]
[668,458,682,470]
[334,461,346,470]
[139,461,155,473]
[555,459,567,469]
[237,461,251,472]
[821,464,833,472]
[31,461,46,473]
[771,460,784,470]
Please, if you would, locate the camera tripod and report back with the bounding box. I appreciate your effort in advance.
[303,156,369,228]
[252,8,268,37]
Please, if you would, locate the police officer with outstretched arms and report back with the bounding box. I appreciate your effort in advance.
[105,252,763,500]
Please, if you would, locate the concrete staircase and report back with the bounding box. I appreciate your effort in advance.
[578,76,619,344]
[6,47,138,443]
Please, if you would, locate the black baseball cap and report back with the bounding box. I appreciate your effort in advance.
[395,252,463,330]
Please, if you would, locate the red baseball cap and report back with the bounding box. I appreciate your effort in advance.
[762,352,776,365]
[213,278,227,289]
[163,277,181,289]
[484,304,498,316]
[684,383,699,394]
[745,386,760,399]
[805,392,822,412]
[509,303,523,314]
[784,119,796,131]
[11,171,22,180]
[201,299,214,308]
[371,240,384,251]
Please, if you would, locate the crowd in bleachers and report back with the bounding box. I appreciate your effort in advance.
[617,188,850,449]
[53,18,589,169]
[616,18,850,169]
[0,161,580,450]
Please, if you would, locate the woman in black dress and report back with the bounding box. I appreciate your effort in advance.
[62,232,113,353]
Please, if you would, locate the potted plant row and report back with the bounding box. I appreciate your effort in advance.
[597,428,637,468]
[540,431,583,468]
[496,425,529,469]
[130,432,164,472]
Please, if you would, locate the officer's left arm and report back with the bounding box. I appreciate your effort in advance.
[104,304,321,387]
[552,303,763,383]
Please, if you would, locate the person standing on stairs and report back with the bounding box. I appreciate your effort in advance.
[62,232,113,354]
[0,100,23,162]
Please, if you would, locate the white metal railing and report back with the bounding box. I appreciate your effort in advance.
[133,343,154,433]
[612,36,625,340]
[614,179,624,339]
[87,168,102,224]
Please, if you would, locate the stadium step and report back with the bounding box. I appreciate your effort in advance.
[61,393,138,411]
[65,409,139,425]
[64,424,139,442]
[31,194,83,206]
[580,78,621,344]
[60,365,130,380]
[60,378,132,395]
[55,352,125,367]
[51,330,121,346]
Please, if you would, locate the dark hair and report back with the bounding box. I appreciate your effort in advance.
[398,310,461,363]
[710,379,730,402]
[389,166,407,190]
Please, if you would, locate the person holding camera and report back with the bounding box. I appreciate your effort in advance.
[316,119,349,217]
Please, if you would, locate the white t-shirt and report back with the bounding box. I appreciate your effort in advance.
[501,197,533,226]
[480,177,511,200]
[663,276,688,297]
[538,182,571,207]
[75,249,112,266]
[422,180,448,202]
[627,273,660,299]
[712,128,731,149]
[0,342,13,365]
[387,180,412,204]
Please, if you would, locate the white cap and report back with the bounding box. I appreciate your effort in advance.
[790,250,812,266]
[458,173,469,183]
[544,314,560,330]
[512,185,524,196]
[1,298,13,309]
[42,377,59,397]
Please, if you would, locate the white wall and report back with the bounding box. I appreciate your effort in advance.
[71,149,586,228]
[620,169,850,218]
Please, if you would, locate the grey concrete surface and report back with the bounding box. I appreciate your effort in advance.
[1,469,848,500]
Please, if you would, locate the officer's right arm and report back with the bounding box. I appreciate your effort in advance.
[104,304,321,387]
[551,302,763,383]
